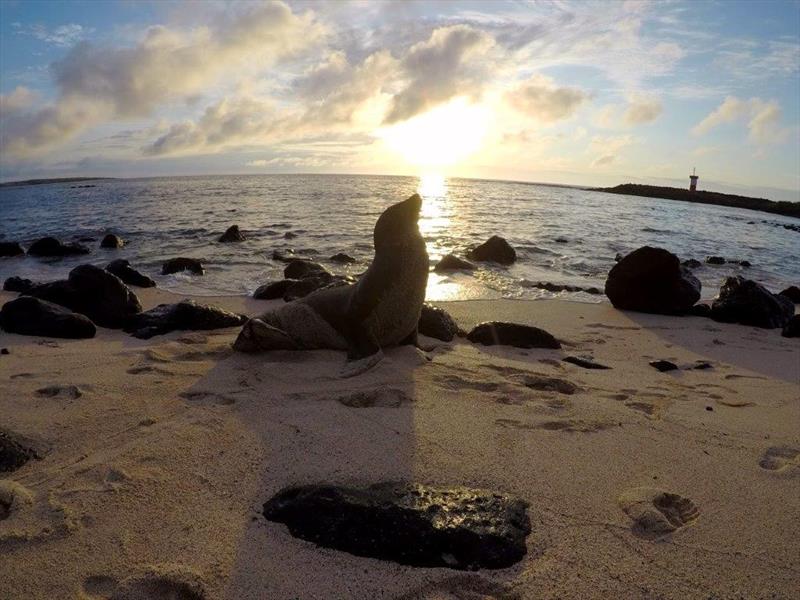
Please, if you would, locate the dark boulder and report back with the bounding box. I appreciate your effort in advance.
[434,254,476,272]
[106,259,156,288]
[0,242,24,257]
[782,315,800,338]
[738,260,751,267]
[562,356,610,370]
[681,259,702,269]
[283,260,330,280]
[649,360,678,372]
[418,303,460,342]
[779,285,800,303]
[0,296,96,339]
[27,264,141,328]
[554,236,569,243]
[162,257,204,275]
[100,233,124,249]
[710,276,794,329]
[467,236,516,265]
[253,280,293,300]
[687,303,711,317]
[3,276,36,293]
[27,236,90,257]
[466,322,560,349]
[219,225,245,243]
[604,246,701,315]
[263,482,531,570]
[124,300,246,339]
[330,252,356,264]
[705,256,725,265]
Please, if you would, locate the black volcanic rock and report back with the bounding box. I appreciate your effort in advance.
[705,256,725,265]
[687,303,711,317]
[219,225,246,243]
[467,322,560,349]
[527,281,602,295]
[253,280,293,300]
[272,250,311,263]
[263,482,531,570]
[710,276,794,329]
[434,254,476,272]
[283,260,330,280]
[0,296,96,339]
[681,259,702,269]
[162,257,204,275]
[27,236,90,257]
[779,285,800,303]
[330,252,356,264]
[467,236,516,265]
[0,242,24,257]
[782,315,800,338]
[604,246,701,315]
[562,356,611,370]
[3,276,36,293]
[106,259,156,288]
[26,264,141,328]
[124,300,246,339]
[649,360,678,372]
[418,303,460,342]
[100,233,124,248]
[0,428,48,473]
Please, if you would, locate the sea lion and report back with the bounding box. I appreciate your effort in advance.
[233,193,429,375]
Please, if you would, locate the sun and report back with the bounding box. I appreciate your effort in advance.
[377,97,490,169]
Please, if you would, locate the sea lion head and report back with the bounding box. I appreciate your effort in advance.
[373,193,423,251]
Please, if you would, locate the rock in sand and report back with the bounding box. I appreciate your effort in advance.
[467,321,560,349]
[782,315,800,338]
[0,296,96,339]
[710,276,794,329]
[124,300,246,339]
[263,482,531,570]
[604,246,701,314]
[418,303,460,341]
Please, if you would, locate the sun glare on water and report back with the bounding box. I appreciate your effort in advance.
[378,97,489,169]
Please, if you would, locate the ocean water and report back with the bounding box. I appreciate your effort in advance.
[1,174,798,302]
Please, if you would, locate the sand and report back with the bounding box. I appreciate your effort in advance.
[1,287,798,599]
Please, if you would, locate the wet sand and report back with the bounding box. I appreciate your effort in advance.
[1,288,798,599]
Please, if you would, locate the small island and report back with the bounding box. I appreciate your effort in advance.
[0,177,113,188]
[595,183,800,219]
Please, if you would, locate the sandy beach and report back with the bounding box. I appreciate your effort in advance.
[1,287,798,599]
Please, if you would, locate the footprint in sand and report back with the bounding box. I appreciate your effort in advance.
[436,374,500,392]
[393,575,519,600]
[759,446,800,472]
[84,564,206,600]
[36,384,82,399]
[519,375,578,395]
[618,487,699,538]
[127,365,174,376]
[0,480,34,521]
[497,418,612,433]
[336,388,412,408]
[179,391,235,406]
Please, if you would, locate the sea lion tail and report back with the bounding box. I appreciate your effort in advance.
[233,318,299,353]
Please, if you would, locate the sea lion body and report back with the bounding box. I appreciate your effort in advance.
[234,194,429,360]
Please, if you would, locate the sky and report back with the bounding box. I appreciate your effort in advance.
[0,0,798,201]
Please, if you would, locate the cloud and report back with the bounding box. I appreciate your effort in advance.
[1,1,323,158]
[0,86,38,115]
[384,25,494,123]
[715,39,800,81]
[13,22,92,47]
[589,134,635,168]
[692,96,790,144]
[591,154,616,167]
[623,97,662,125]
[506,74,589,122]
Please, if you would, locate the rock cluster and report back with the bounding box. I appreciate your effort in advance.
[710,276,794,329]
[27,236,90,257]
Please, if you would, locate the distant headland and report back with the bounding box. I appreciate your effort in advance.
[596,183,799,219]
[0,177,113,188]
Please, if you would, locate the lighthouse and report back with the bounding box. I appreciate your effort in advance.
[689,167,699,192]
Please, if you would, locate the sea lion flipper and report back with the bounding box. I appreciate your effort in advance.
[340,349,384,379]
[232,318,299,352]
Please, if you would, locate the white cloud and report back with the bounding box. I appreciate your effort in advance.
[506,74,589,122]
[588,134,635,168]
[13,22,92,47]
[385,25,494,123]
[1,1,323,158]
[692,96,790,144]
[623,97,662,125]
[0,86,38,115]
